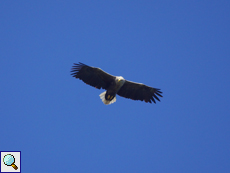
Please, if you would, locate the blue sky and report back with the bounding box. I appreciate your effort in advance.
[1,1,230,172]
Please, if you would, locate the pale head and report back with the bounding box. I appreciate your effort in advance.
[115,76,125,84]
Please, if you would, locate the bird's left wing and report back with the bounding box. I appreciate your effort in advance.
[117,80,163,103]
[71,62,115,89]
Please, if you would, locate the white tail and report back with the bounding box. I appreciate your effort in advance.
[99,91,116,105]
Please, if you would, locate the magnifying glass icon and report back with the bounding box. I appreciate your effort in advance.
[3,154,18,170]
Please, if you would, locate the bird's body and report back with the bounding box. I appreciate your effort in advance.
[71,62,162,105]
[99,76,125,104]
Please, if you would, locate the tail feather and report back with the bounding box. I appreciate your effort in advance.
[99,91,116,105]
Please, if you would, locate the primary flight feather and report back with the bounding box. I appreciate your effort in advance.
[70,62,163,105]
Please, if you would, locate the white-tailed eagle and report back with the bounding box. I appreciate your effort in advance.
[71,62,163,105]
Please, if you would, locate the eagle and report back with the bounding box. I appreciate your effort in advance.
[71,62,163,105]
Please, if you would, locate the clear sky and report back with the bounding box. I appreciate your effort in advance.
[1,1,230,172]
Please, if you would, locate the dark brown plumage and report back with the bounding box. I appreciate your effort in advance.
[71,62,163,105]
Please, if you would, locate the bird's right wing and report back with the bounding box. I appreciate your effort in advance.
[71,62,115,89]
[117,80,163,103]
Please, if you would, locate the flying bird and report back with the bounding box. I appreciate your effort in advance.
[71,62,163,105]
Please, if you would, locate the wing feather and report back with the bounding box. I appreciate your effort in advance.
[70,62,115,89]
[117,80,163,104]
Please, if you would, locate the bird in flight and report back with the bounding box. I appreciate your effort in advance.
[71,62,163,105]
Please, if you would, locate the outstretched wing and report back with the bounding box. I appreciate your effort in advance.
[71,62,115,89]
[117,80,163,103]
